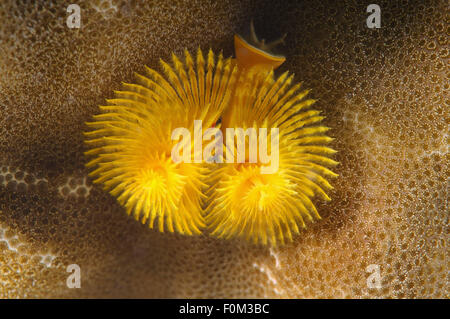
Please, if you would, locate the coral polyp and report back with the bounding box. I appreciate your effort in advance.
[205,70,338,245]
[84,49,237,234]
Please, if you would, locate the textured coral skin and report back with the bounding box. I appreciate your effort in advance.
[0,0,447,298]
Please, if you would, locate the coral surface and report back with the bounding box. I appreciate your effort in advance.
[0,0,447,298]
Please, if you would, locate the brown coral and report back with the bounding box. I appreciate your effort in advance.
[0,0,447,298]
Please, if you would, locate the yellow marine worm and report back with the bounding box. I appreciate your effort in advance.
[84,22,338,245]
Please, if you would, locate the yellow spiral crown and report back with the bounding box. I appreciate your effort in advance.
[205,68,338,245]
[85,49,237,235]
[85,35,338,245]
